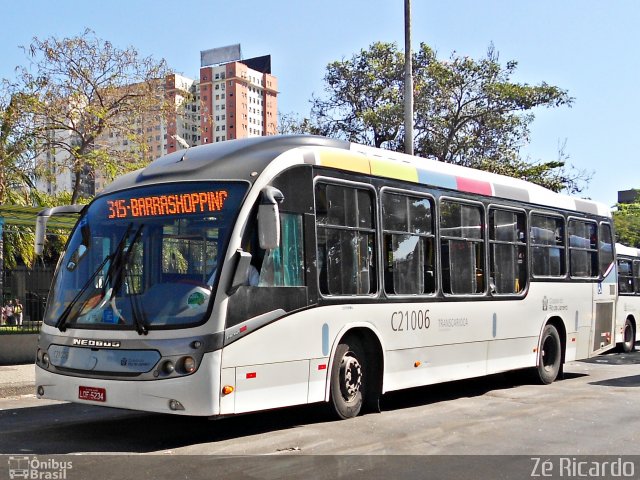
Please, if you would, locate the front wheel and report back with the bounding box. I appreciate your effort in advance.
[622,319,636,353]
[535,324,562,385]
[329,338,366,419]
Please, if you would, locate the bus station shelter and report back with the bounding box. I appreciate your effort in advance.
[0,205,77,310]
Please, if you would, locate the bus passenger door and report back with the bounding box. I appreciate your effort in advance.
[591,223,616,355]
[592,283,615,355]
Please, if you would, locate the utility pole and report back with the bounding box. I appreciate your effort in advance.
[404,0,414,155]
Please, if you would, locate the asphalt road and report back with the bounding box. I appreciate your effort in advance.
[1,350,639,479]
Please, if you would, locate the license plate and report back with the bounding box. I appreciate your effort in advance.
[79,386,106,402]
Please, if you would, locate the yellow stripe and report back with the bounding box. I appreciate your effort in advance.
[370,158,419,182]
[317,150,371,174]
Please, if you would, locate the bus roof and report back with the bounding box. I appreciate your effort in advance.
[616,243,640,258]
[101,135,610,217]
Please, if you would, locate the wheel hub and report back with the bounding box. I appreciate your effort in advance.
[339,353,362,401]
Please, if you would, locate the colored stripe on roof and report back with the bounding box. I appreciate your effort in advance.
[312,147,606,217]
[317,150,370,174]
[456,177,493,196]
[417,169,458,190]
[370,158,419,183]
[493,183,530,203]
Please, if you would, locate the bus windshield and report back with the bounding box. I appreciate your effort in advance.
[43,181,247,331]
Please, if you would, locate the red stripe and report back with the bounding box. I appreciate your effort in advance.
[318,364,327,370]
[456,177,492,196]
[246,372,256,379]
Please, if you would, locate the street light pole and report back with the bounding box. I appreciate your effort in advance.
[404,0,414,156]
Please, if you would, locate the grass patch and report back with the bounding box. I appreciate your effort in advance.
[0,324,41,335]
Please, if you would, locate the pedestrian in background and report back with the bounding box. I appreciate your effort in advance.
[5,300,15,326]
[14,299,23,326]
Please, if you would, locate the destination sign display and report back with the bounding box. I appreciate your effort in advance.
[106,190,229,219]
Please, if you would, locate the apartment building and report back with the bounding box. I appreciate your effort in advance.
[38,47,278,197]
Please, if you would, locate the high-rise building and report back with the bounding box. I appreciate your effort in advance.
[37,46,278,197]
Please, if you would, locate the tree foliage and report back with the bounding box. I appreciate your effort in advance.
[614,200,640,248]
[0,83,49,269]
[17,29,171,203]
[308,42,590,193]
[0,83,39,205]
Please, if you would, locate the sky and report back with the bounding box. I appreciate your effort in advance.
[1,0,638,209]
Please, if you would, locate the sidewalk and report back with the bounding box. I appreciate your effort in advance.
[0,363,35,398]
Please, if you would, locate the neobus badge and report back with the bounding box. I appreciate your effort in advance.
[72,338,122,348]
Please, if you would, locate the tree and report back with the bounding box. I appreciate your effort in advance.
[277,112,321,135]
[0,83,46,271]
[311,42,405,149]
[18,29,171,203]
[0,84,38,206]
[309,42,589,193]
[614,199,640,248]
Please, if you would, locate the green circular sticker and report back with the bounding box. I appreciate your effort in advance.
[187,291,206,308]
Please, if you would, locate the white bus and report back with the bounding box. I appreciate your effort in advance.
[615,243,640,352]
[34,135,617,418]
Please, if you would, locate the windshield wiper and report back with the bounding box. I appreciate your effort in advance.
[55,254,111,332]
[113,225,149,335]
[56,224,133,332]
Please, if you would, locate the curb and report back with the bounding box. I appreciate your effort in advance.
[0,383,35,398]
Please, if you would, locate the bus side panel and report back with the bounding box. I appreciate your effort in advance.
[234,361,310,414]
[383,342,488,392]
[486,337,538,375]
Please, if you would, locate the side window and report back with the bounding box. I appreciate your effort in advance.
[598,223,614,277]
[440,200,485,295]
[618,259,634,294]
[530,214,566,277]
[489,208,527,294]
[259,212,305,286]
[382,192,435,295]
[634,261,640,294]
[568,219,598,278]
[315,183,377,296]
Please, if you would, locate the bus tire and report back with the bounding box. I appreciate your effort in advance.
[329,337,366,419]
[622,319,636,353]
[535,324,562,384]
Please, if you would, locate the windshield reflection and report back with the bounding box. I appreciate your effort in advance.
[44,182,247,330]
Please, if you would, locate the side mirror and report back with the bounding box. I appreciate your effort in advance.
[258,186,284,250]
[34,205,85,255]
[227,249,252,295]
[34,214,48,256]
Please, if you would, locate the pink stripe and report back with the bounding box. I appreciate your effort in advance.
[456,177,492,196]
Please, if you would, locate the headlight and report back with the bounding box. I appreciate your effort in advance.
[162,360,175,375]
[180,356,196,374]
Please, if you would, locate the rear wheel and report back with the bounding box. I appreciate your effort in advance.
[329,337,366,419]
[622,319,636,353]
[536,324,562,384]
